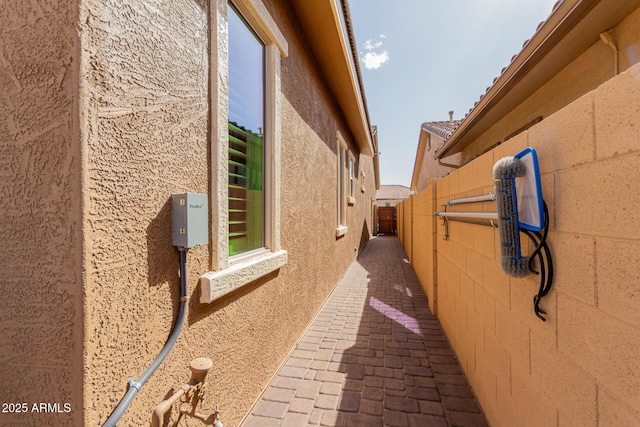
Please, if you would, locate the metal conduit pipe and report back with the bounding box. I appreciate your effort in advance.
[104,249,189,427]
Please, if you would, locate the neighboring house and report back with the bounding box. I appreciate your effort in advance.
[399,1,640,426]
[0,1,379,426]
[375,184,413,208]
[410,116,462,193]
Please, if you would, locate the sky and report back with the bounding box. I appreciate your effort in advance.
[349,0,559,187]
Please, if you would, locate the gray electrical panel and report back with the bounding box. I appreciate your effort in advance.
[172,193,209,249]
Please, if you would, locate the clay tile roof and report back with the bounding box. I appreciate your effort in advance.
[376,185,413,200]
[422,120,463,141]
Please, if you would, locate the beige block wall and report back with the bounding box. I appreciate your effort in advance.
[397,202,404,246]
[0,2,84,426]
[403,197,413,263]
[405,63,640,426]
[410,182,438,315]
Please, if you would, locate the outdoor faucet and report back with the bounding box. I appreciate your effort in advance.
[150,357,218,427]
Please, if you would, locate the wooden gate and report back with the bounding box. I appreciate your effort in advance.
[378,206,396,235]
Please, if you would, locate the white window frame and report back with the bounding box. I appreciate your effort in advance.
[348,151,356,205]
[201,0,289,304]
[336,130,348,237]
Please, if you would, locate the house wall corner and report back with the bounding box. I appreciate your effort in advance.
[0,1,85,425]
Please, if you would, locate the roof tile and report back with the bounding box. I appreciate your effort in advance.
[421,120,462,141]
[376,185,413,200]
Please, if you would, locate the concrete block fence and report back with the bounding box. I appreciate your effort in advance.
[397,63,640,427]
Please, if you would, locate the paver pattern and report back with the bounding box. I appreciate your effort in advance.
[243,236,488,426]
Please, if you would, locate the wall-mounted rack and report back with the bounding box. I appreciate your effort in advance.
[433,147,554,321]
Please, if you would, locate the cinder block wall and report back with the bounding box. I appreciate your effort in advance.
[403,63,640,426]
[397,202,404,246]
[403,198,413,263]
[410,183,438,316]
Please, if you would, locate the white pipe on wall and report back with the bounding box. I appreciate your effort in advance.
[446,193,496,205]
[434,211,498,220]
[599,31,619,76]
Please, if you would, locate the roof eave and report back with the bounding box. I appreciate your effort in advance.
[436,0,640,159]
[372,126,381,189]
[289,0,374,157]
[409,128,429,192]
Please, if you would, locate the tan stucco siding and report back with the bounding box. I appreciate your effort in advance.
[78,0,376,426]
[415,133,460,191]
[0,1,84,425]
[80,0,210,425]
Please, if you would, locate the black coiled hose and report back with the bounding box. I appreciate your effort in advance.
[522,203,554,321]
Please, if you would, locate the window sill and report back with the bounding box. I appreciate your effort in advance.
[336,225,348,238]
[348,197,356,206]
[199,249,288,303]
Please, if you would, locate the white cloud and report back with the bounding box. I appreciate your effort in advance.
[362,51,390,70]
[360,35,390,70]
[364,39,383,51]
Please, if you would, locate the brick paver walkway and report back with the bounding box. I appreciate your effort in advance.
[243,236,488,427]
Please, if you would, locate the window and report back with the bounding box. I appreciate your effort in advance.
[348,152,356,205]
[228,4,264,257]
[200,0,288,304]
[336,131,348,237]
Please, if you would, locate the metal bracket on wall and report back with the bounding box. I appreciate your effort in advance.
[440,205,450,240]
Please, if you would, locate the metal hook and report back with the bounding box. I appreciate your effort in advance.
[441,204,449,240]
[443,217,449,240]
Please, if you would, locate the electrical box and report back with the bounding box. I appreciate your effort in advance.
[172,193,209,249]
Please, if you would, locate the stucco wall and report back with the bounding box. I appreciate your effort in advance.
[461,6,640,163]
[402,63,640,426]
[79,0,376,426]
[415,133,459,192]
[0,1,83,425]
[80,1,209,424]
